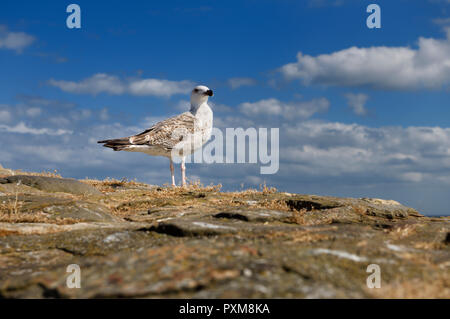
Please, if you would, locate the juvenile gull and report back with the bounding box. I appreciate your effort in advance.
[98,85,214,187]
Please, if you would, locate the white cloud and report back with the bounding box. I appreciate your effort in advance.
[70,109,92,121]
[174,99,191,111]
[401,172,423,183]
[0,109,12,123]
[48,73,194,97]
[99,108,109,121]
[282,121,450,182]
[0,25,35,52]
[344,93,368,116]
[48,116,71,127]
[48,74,126,95]
[128,79,194,96]
[240,98,329,120]
[0,122,72,135]
[227,77,257,89]
[214,115,256,128]
[209,101,233,113]
[279,29,450,90]
[25,107,42,117]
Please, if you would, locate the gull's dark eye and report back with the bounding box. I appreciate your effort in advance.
[194,88,199,93]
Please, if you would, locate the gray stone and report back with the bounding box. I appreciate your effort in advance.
[144,219,237,237]
[42,202,117,222]
[0,176,448,299]
[0,175,102,196]
[214,209,292,223]
[0,193,116,223]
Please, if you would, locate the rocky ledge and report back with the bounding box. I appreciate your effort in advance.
[0,167,448,298]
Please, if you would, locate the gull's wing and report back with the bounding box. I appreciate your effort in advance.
[129,112,195,150]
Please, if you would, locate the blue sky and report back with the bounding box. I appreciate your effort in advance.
[1,0,449,215]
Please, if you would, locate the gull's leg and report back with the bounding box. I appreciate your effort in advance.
[181,156,186,187]
[170,158,176,187]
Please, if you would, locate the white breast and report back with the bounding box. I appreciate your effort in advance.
[194,103,213,144]
[174,103,213,157]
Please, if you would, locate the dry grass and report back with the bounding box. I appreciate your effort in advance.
[81,177,223,194]
[259,182,278,195]
[0,190,23,215]
[11,169,62,178]
[0,194,77,225]
[82,176,290,218]
[0,212,78,225]
[352,205,368,215]
[177,179,223,192]
[81,177,151,192]
[264,229,330,243]
[0,187,77,225]
[413,241,446,250]
[85,179,223,216]
[291,208,307,224]
[388,224,421,239]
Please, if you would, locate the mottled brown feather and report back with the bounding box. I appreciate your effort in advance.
[127,112,195,150]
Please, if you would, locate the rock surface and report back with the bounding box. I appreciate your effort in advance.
[0,170,448,298]
[0,175,102,196]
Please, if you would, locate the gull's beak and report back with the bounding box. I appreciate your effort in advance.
[205,89,213,97]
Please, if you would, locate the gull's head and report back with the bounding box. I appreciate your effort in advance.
[191,85,213,106]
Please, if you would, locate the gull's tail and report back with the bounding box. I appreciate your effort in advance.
[97,138,131,151]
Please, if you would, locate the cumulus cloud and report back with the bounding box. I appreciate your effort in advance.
[0,122,72,136]
[209,102,233,113]
[282,121,450,182]
[240,98,329,120]
[128,79,194,96]
[227,77,257,89]
[279,29,450,90]
[48,73,194,97]
[48,74,126,95]
[344,93,368,116]
[0,25,35,52]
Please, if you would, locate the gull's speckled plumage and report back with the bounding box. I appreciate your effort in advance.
[98,85,214,186]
